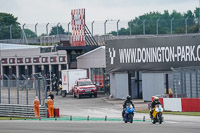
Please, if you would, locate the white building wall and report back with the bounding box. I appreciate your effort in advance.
[110,73,129,99]
[142,73,165,101]
[77,46,106,69]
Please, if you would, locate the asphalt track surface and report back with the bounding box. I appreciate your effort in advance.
[1,94,200,133]
[0,120,199,133]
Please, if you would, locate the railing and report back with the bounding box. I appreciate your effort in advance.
[0,104,46,118]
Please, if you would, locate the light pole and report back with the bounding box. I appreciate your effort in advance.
[117,20,120,37]
[143,19,146,35]
[57,22,60,36]
[91,21,95,35]
[104,20,108,35]
[156,19,160,35]
[35,23,38,37]
[171,18,174,34]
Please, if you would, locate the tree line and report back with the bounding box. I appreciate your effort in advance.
[0,13,70,40]
[110,8,200,35]
[1,8,200,40]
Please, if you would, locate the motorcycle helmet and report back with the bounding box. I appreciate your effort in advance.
[126,95,131,101]
[154,97,159,101]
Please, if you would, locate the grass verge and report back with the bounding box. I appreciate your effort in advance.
[136,110,200,116]
[0,117,30,120]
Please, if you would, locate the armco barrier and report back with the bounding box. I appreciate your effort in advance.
[152,96,200,112]
[0,104,47,118]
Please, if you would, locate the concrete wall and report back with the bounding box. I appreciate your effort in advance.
[142,73,165,101]
[110,73,129,99]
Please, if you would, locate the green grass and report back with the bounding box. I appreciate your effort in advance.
[135,110,200,116]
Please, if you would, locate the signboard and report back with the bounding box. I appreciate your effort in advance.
[9,58,15,64]
[25,57,32,63]
[106,35,200,72]
[33,57,40,63]
[42,57,48,63]
[71,8,85,46]
[1,58,8,64]
[50,57,57,63]
[59,56,66,62]
[17,58,23,63]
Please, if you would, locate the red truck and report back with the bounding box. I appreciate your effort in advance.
[72,78,97,98]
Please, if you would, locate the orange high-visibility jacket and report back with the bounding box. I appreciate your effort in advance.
[33,99,40,107]
[47,99,54,108]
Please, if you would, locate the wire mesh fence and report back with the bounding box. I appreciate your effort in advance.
[0,19,199,42]
[172,66,200,98]
[0,74,47,105]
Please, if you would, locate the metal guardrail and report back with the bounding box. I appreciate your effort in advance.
[0,104,47,118]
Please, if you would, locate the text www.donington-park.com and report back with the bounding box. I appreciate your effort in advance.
[119,45,200,63]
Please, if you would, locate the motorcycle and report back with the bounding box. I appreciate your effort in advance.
[151,104,163,124]
[123,104,134,123]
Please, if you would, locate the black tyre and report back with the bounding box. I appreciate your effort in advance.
[129,114,133,123]
[78,94,81,99]
[158,114,162,124]
[73,92,76,98]
[152,118,156,124]
[61,90,66,97]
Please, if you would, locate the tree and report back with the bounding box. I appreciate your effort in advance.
[24,29,37,38]
[0,13,21,39]
[109,8,199,36]
[49,25,65,35]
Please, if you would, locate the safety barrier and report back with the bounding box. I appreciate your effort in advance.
[152,96,200,112]
[0,104,47,118]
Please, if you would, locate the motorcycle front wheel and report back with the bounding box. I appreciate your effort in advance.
[158,113,162,124]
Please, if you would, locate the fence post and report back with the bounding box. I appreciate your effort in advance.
[4,74,10,104]
[91,21,95,35]
[117,20,120,37]
[156,19,159,35]
[143,19,146,35]
[185,17,188,34]
[12,74,19,104]
[0,77,1,104]
[190,72,192,98]
[22,75,28,105]
[129,21,132,36]
[39,73,47,99]
[171,18,174,34]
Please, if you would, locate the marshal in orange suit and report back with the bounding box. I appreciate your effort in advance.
[47,96,54,118]
[33,96,40,118]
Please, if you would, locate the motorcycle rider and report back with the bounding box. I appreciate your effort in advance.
[122,95,135,118]
[150,97,161,118]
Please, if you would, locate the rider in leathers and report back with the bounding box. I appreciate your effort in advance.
[150,97,161,118]
[122,95,135,118]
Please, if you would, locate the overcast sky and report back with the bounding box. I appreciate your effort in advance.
[0,0,199,24]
